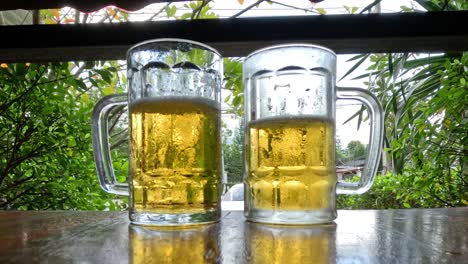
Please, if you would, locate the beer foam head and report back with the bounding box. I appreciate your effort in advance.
[130,96,220,112]
[249,115,333,126]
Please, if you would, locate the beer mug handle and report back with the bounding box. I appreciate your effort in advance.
[91,94,129,196]
[336,87,384,195]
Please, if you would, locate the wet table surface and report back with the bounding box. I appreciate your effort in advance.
[0,208,466,263]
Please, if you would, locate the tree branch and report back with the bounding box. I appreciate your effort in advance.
[0,107,30,184]
[0,185,36,209]
[192,0,213,19]
[74,10,80,24]
[108,105,126,133]
[44,193,71,210]
[441,0,449,11]
[82,13,89,24]
[3,173,36,191]
[111,138,128,150]
[32,10,40,24]
[428,189,454,207]
[0,68,46,115]
[359,0,383,14]
[147,3,171,21]
[111,126,128,137]
[58,8,72,24]
[267,1,319,14]
[231,0,266,18]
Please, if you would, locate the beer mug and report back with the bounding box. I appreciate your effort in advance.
[243,44,383,224]
[92,39,223,226]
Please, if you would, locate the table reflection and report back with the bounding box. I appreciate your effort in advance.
[245,222,336,264]
[129,224,220,264]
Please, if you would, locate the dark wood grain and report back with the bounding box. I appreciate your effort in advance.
[0,208,466,263]
[1,12,467,62]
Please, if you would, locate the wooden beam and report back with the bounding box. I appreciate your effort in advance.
[1,11,467,62]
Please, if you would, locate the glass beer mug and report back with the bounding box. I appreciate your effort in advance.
[92,39,223,226]
[243,44,383,224]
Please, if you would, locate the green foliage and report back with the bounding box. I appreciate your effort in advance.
[341,0,467,209]
[222,128,244,185]
[0,3,224,211]
[346,140,366,160]
[344,51,467,208]
[338,174,402,209]
[335,138,347,165]
[414,0,468,11]
[224,58,244,116]
[343,5,359,14]
[335,139,367,165]
[338,170,467,209]
[0,62,127,210]
[365,52,465,174]
[177,1,219,20]
[335,1,468,209]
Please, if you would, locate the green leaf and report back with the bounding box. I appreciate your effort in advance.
[351,70,380,80]
[346,54,367,62]
[387,54,394,81]
[96,69,112,84]
[403,55,448,69]
[315,8,327,14]
[342,107,365,125]
[340,54,369,81]
[102,87,114,95]
[179,13,192,20]
[73,79,88,91]
[400,5,413,12]
[232,96,242,108]
[67,136,77,147]
[165,5,177,17]
[414,0,443,11]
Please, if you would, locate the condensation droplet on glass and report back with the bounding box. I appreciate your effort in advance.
[298,98,305,108]
[177,42,192,52]
[280,99,286,111]
[267,98,273,111]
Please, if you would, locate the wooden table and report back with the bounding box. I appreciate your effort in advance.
[0,208,466,263]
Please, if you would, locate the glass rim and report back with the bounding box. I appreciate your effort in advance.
[127,38,221,57]
[245,43,336,60]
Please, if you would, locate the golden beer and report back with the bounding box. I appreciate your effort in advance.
[246,223,334,264]
[130,225,220,264]
[246,116,335,211]
[129,97,221,214]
